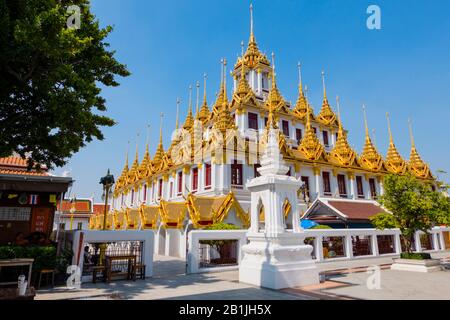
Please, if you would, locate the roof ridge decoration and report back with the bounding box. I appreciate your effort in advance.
[317,71,338,127]
[359,105,384,171]
[329,96,358,167]
[197,73,211,123]
[298,98,327,161]
[407,119,432,179]
[293,62,315,121]
[385,112,407,174]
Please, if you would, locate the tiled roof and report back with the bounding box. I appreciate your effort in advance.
[0,156,49,177]
[58,199,92,213]
[93,204,110,215]
[328,201,387,220]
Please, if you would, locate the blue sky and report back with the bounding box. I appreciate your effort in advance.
[57,0,450,199]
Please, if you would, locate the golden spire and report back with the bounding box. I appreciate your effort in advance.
[197,73,211,123]
[265,53,287,114]
[175,98,181,130]
[115,141,130,191]
[195,81,200,117]
[213,59,235,133]
[249,3,255,45]
[212,60,227,117]
[235,53,252,96]
[317,71,337,126]
[408,118,431,179]
[183,85,194,130]
[329,96,357,166]
[128,133,140,184]
[293,62,314,121]
[359,105,383,171]
[153,113,165,167]
[385,112,407,174]
[139,124,152,179]
[298,104,325,161]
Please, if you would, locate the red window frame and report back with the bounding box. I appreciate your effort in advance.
[296,128,302,144]
[205,164,212,189]
[231,160,243,186]
[356,176,364,198]
[282,120,290,137]
[192,168,199,192]
[369,178,377,199]
[301,176,310,198]
[323,131,329,146]
[337,174,347,198]
[158,179,163,199]
[322,172,331,195]
[177,172,183,195]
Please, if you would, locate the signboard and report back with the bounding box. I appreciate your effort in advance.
[30,207,51,234]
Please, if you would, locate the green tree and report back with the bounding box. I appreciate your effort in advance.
[370,174,450,254]
[0,0,130,169]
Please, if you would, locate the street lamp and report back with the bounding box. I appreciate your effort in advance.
[99,169,115,230]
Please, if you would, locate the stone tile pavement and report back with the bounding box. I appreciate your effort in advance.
[35,252,450,300]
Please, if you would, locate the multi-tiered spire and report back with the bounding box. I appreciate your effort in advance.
[329,96,357,166]
[153,113,165,170]
[359,105,384,171]
[183,86,195,131]
[128,135,140,184]
[385,113,407,174]
[317,71,337,126]
[293,62,315,121]
[197,73,211,124]
[138,124,153,180]
[407,119,432,179]
[213,59,235,133]
[264,53,289,115]
[298,98,326,161]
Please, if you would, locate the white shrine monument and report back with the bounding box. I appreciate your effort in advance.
[239,124,320,289]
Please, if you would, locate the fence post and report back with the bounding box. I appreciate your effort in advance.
[439,230,446,251]
[315,236,324,262]
[394,232,402,255]
[371,233,379,257]
[414,232,422,252]
[432,232,440,252]
[345,234,353,259]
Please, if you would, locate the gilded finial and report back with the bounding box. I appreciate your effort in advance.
[241,41,245,57]
[159,112,164,144]
[223,58,228,102]
[135,132,140,159]
[175,98,181,130]
[271,52,276,88]
[304,85,308,98]
[408,118,415,148]
[336,95,342,130]
[372,128,377,147]
[363,104,369,136]
[297,62,303,94]
[188,85,193,114]
[146,123,151,148]
[196,81,200,116]
[249,3,255,43]
[386,112,393,144]
[322,70,327,99]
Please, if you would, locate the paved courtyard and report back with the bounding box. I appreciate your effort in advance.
[36,252,450,300]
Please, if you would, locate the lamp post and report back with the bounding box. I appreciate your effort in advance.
[99,169,115,230]
[98,169,114,266]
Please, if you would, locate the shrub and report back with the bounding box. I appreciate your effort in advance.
[311,225,333,230]
[0,246,57,271]
[400,252,432,260]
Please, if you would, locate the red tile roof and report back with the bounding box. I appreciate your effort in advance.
[93,204,110,215]
[328,201,387,220]
[0,156,49,177]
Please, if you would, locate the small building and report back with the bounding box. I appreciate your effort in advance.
[301,198,388,229]
[0,156,72,245]
[56,198,109,231]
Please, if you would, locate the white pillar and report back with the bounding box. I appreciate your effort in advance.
[439,231,446,250]
[394,232,402,254]
[257,69,262,94]
[371,234,380,256]
[345,235,354,259]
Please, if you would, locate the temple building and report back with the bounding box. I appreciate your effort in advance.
[91,6,436,258]
[0,156,72,244]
